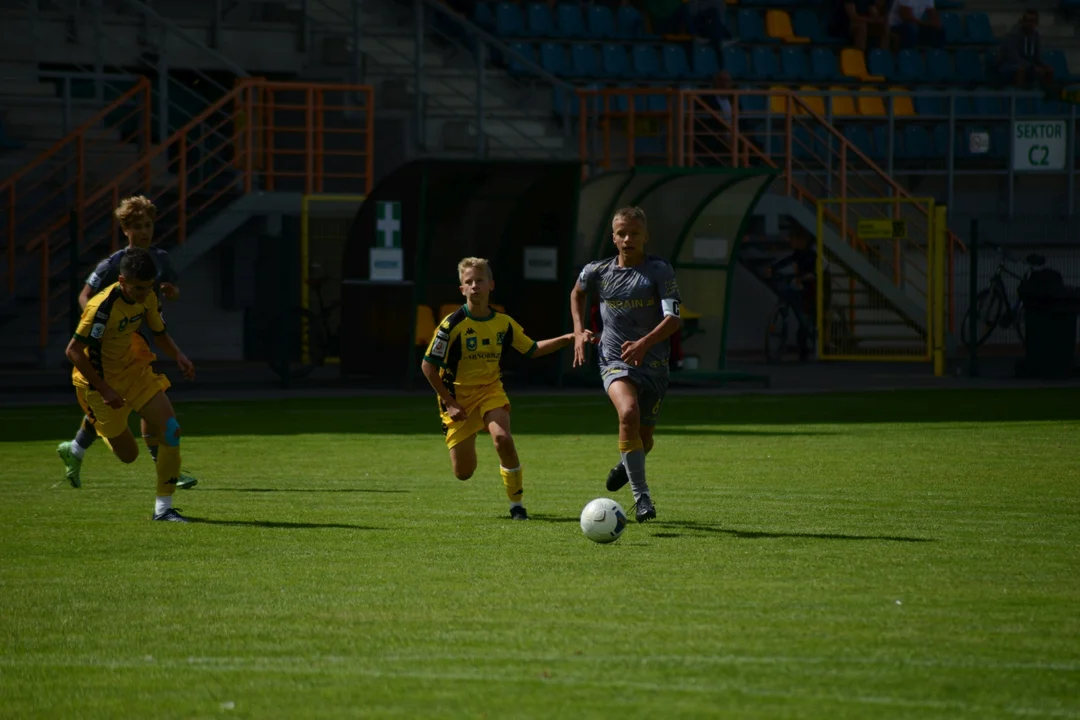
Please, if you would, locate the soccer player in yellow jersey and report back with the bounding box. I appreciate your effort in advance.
[66,247,197,522]
[421,257,594,520]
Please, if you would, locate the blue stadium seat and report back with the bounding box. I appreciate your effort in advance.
[496,3,524,36]
[778,47,810,81]
[525,2,554,36]
[647,93,669,113]
[941,12,963,44]
[810,47,841,82]
[914,95,945,115]
[1043,50,1077,82]
[794,10,839,44]
[990,124,1007,159]
[1015,97,1041,116]
[954,49,985,83]
[555,3,586,38]
[722,47,749,79]
[894,49,926,83]
[792,125,814,160]
[867,49,895,80]
[844,124,875,160]
[901,124,933,158]
[953,95,974,115]
[553,82,601,117]
[740,93,768,114]
[662,44,692,80]
[934,124,952,157]
[971,92,1004,116]
[736,9,768,43]
[870,125,889,161]
[963,12,995,45]
[925,49,952,83]
[506,42,537,75]
[473,2,494,31]
[586,5,616,39]
[570,43,600,77]
[540,42,568,75]
[693,46,720,79]
[750,47,779,80]
[632,44,662,78]
[615,5,645,38]
[601,43,630,77]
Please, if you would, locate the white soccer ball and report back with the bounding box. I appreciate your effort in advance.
[580,498,628,544]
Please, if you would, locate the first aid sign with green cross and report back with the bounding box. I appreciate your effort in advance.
[376,201,402,248]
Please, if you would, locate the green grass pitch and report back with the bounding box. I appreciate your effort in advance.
[1,388,1079,719]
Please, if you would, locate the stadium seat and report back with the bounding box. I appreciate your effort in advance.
[963,12,995,45]
[841,48,884,82]
[495,3,524,36]
[894,49,926,83]
[570,43,600,77]
[506,42,537,75]
[438,304,460,322]
[941,12,962,44]
[662,44,692,80]
[632,44,662,78]
[736,9,768,43]
[867,49,895,80]
[615,5,645,38]
[888,87,916,116]
[555,3,586,38]
[935,124,954,158]
[953,94,973,115]
[778,47,810,81]
[692,45,720,78]
[540,42,568,75]
[473,2,494,31]
[768,86,789,114]
[828,87,857,116]
[797,86,826,116]
[586,5,616,39]
[925,49,952,83]
[872,125,892,161]
[971,91,1004,116]
[810,48,841,82]
[416,305,436,346]
[740,92,768,114]
[751,47,780,80]
[722,47,749,78]
[553,82,600,117]
[793,10,838,44]
[765,10,809,43]
[525,2,555,36]
[791,125,814,159]
[954,49,986,84]
[915,95,946,115]
[1043,50,1077,82]
[857,87,886,116]
[901,124,932,158]
[601,43,630,77]
[843,124,875,159]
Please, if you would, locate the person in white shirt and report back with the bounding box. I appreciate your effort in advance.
[888,0,944,50]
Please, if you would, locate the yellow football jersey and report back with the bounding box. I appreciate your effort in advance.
[423,305,537,389]
[72,282,166,389]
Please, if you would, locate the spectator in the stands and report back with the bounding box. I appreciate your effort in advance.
[888,0,945,50]
[996,10,1054,89]
[685,0,732,56]
[830,0,890,52]
[643,0,690,34]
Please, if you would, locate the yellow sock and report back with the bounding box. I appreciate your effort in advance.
[500,465,523,504]
[618,437,643,454]
[155,442,182,497]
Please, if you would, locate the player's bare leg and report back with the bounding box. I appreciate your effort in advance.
[138,391,187,522]
[140,415,198,489]
[449,434,478,481]
[484,407,526,520]
[103,429,141,465]
[607,379,655,522]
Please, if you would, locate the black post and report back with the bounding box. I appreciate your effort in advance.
[69,209,80,335]
[967,218,978,378]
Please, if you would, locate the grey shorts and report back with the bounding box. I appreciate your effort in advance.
[600,364,669,426]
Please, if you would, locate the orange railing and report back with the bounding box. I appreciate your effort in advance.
[1,77,153,294]
[577,87,964,331]
[8,78,374,350]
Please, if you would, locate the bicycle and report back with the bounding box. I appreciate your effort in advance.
[265,276,341,381]
[960,247,1045,349]
[763,271,847,363]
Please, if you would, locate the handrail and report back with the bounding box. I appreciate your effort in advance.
[1,77,153,293]
[15,79,375,350]
[114,0,251,78]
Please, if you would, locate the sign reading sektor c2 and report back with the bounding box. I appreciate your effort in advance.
[1012,121,1068,172]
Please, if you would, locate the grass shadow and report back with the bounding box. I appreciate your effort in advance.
[660,520,935,543]
[184,517,381,531]
[197,488,409,494]
[526,514,582,524]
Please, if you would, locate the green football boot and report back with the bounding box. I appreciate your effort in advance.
[56,442,83,489]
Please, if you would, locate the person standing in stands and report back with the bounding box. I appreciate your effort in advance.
[996,11,1054,90]
[888,0,945,50]
[830,0,890,53]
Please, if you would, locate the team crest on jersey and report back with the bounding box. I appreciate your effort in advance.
[90,322,106,339]
[496,331,505,345]
[466,336,478,351]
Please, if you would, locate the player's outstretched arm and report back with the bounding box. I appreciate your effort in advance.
[65,338,123,408]
[152,333,196,380]
[569,284,590,367]
[532,330,596,359]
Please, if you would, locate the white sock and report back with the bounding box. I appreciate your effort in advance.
[69,440,87,459]
[509,501,523,509]
[154,496,172,516]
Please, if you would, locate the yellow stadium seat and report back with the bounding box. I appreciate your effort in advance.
[490,303,505,313]
[888,86,915,116]
[840,48,884,82]
[438,303,461,322]
[769,86,790,114]
[415,305,436,346]
[798,86,826,116]
[856,86,886,116]
[766,10,810,43]
[829,86,857,116]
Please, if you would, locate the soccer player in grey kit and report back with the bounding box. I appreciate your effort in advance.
[570,206,682,523]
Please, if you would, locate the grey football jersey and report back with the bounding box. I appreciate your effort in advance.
[86,247,178,297]
[578,254,681,373]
